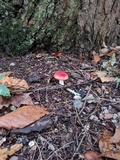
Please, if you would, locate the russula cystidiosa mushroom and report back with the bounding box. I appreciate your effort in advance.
[54,71,68,85]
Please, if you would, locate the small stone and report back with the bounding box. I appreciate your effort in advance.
[73,95,81,100]
[90,115,99,121]
[9,156,18,160]
[10,105,16,111]
[48,143,55,151]
[73,100,83,109]
[112,119,117,124]
[113,114,118,119]
[29,141,35,147]
[9,62,16,66]
[85,94,96,103]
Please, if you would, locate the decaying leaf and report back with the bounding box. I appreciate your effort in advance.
[99,129,120,159]
[0,143,23,160]
[95,71,115,82]
[0,93,33,109]
[0,105,47,130]
[84,150,102,160]
[110,128,120,143]
[51,51,63,57]
[93,55,101,64]
[0,72,12,77]
[0,77,29,90]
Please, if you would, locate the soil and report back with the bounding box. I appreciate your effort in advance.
[0,51,120,160]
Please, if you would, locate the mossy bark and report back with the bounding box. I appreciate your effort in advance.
[1,0,120,54]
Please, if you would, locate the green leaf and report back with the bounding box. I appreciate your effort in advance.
[0,74,6,80]
[0,84,10,97]
[115,77,120,83]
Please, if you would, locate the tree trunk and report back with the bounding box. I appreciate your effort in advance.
[1,0,120,55]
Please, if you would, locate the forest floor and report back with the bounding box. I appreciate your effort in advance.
[0,50,120,160]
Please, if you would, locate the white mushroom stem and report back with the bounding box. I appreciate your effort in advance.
[59,80,64,85]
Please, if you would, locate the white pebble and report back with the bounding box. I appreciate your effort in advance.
[28,141,35,147]
[9,62,16,66]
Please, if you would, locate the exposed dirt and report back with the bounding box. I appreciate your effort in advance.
[0,51,120,160]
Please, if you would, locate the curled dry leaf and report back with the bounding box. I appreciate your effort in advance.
[0,105,47,130]
[99,129,120,159]
[0,143,23,160]
[0,77,29,90]
[0,93,33,109]
[84,150,102,160]
[95,71,115,82]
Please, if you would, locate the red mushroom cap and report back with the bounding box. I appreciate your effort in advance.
[54,71,68,80]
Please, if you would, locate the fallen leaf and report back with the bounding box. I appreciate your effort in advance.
[99,130,120,159]
[110,128,120,143]
[95,71,115,82]
[0,93,33,109]
[0,143,23,160]
[84,150,102,160]
[0,72,12,77]
[93,55,101,64]
[51,51,63,57]
[0,77,29,90]
[11,116,53,134]
[0,77,12,86]
[0,105,47,130]
[10,93,33,107]
[79,54,83,61]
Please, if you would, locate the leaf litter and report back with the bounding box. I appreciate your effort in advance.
[0,46,120,159]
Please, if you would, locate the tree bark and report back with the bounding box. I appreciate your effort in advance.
[1,0,120,54]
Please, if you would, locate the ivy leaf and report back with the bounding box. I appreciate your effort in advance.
[0,84,10,97]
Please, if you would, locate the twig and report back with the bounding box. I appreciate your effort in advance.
[78,84,92,115]
[46,141,74,160]
[28,81,94,92]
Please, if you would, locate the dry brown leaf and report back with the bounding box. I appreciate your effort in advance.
[84,150,102,160]
[93,55,101,64]
[102,151,120,160]
[99,130,112,153]
[0,72,12,77]
[0,143,23,160]
[95,71,115,82]
[0,105,47,130]
[51,51,63,57]
[99,130,120,159]
[0,76,12,85]
[110,128,120,143]
[0,93,33,109]
[10,78,29,90]
[0,77,29,90]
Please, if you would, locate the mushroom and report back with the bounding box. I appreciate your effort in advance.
[54,71,68,85]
